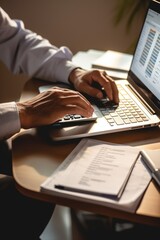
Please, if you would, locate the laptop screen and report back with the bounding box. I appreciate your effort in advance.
[129,0,160,111]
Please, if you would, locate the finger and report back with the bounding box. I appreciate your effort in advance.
[79,80,104,99]
[58,93,94,112]
[92,71,119,103]
[46,88,94,116]
[102,72,119,103]
[50,87,92,106]
[97,71,114,101]
[88,71,113,100]
[109,78,119,104]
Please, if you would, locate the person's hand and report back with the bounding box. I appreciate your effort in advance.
[69,68,119,104]
[16,87,94,129]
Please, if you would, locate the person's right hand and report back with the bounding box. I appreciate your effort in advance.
[16,87,94,129]
[69,68,119,104]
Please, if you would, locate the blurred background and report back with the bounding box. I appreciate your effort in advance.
[0,0,148,101]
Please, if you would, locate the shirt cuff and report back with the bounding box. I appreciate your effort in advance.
[54,60,80,84]
[0,102,21,140]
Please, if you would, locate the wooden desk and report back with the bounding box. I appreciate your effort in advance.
[12,79,160,227]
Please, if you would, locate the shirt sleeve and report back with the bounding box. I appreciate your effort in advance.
[0,102,21,140]
[0,7,79,84]
[0,7,80,140]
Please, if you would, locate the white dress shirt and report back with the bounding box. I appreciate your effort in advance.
[0,7,79,140]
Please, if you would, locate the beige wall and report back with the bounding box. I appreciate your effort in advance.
[0,0,144,102]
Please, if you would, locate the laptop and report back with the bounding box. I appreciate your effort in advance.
[39,0,160,141]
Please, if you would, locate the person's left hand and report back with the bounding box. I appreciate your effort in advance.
[69,68,119,104]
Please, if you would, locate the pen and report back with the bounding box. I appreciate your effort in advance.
[152,170,160,186]
[140,150,160,187]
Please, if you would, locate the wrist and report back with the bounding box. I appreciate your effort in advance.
[16,102,29,129]
[68,67,84,86]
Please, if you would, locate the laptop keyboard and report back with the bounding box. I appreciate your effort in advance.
[97,84,149,126]
[49,84,149,127]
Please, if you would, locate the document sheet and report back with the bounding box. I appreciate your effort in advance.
[41,139,151,213]
[53,139,139,198]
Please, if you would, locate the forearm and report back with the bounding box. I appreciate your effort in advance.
[0,7,79,84]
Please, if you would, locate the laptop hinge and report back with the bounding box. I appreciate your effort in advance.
[127,84,156,115]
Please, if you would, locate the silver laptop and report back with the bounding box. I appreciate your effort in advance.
[39,0,160,141]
